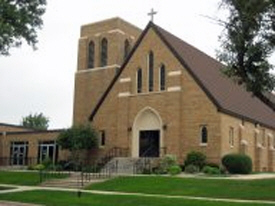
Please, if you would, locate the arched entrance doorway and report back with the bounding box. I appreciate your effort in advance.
[132,107,163,157]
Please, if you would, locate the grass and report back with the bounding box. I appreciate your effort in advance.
[0,190,273,206]
[87,176,275,201]
[0,171,68,186]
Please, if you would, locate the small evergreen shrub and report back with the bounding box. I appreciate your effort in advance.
[184,151,206,170]
[168,165,182,176]
[222,154,252,174]
[184,164,200,174]
[202,166,221,175]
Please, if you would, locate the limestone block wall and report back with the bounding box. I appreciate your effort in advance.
[73,18,141,125]
[220,113,275,172]
[92,27,222,165]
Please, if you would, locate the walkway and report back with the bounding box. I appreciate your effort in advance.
[0,184,275,205]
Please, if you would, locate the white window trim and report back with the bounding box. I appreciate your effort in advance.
[76,64,121,74]
[118,92,130,97]
[108,29,125,35]
[167,86,181,92]
[168,70,182,76]
[119,77,131,83]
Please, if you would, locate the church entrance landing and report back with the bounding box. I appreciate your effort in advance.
[139,130,160,157]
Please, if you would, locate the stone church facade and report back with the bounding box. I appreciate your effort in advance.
[1,17,275,171]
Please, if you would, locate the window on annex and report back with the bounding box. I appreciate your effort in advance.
[229,127,234,147]
[38,141,58,164]
[137,68,142,93]
[200,126,208,145]
[261,129,266,147]
[87,41,95,68]
[124,39,130,60]
[159,64,166,91]
[99,130,106,147]
[100,38,108,67]
[148,51,154,92]
[10,141,28,166]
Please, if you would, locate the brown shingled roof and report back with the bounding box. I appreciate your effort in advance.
[89,22,275,129]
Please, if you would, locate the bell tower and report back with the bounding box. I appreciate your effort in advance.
[73,17,142,124]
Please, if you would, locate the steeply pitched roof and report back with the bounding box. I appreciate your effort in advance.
[89,21,275,129]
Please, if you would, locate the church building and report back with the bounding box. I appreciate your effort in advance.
[73,17,275,171]
[1,17,275,172]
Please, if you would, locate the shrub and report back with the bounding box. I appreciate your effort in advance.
[159,155,178,174]
[184,151,206,170]
[27,165,35,170]
[206,162,220,169]
[184,164,200,174]
[168,165,182,176]
[34,164,45,171]
[42,157,53,170]
[222,154,252,174]
[202,166,221,175]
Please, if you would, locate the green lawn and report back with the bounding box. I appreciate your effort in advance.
[0,171,68,186]
[0,190,273,206]
[87,176,275,201]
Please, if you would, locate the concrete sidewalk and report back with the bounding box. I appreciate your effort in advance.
[1,184,275,205]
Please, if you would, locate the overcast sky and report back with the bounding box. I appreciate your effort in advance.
[0,0,274,129]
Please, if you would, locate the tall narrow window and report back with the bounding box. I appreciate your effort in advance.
[229,127,234,147]
[261,129,266,147]
[88,41,95,68]
[99,130,106,147]
[101,38,108,67]
[160,64,166,91]
[137,68,142,93]
[124,39,130,60]
[200,126,208,144]
[148,51,154,92]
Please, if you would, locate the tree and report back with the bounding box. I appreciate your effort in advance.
[57,124,98,166]
[21,112,49,130]
[0,0,47,55]
[217,0,275,109]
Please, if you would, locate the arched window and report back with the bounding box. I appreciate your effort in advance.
[201,126,208,144]
[100,38,108,67]
[148,51,154,92]
[124,39,130,60]
[137,68,142,93]
[159,64,166,91]
[87,41,95,68]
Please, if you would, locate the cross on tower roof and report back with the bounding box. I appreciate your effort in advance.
[148,8,157,22]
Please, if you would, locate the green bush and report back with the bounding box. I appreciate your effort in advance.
[184,151,206,170]
[202,166,221,175]
[34,164,45,171]
[206,162,220,169]
[184,164,200,174]
[42,157,53,170]
[222,154,252,174]
[168,165,182,176]
[27,165,35,170]
[159,155,178,174]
